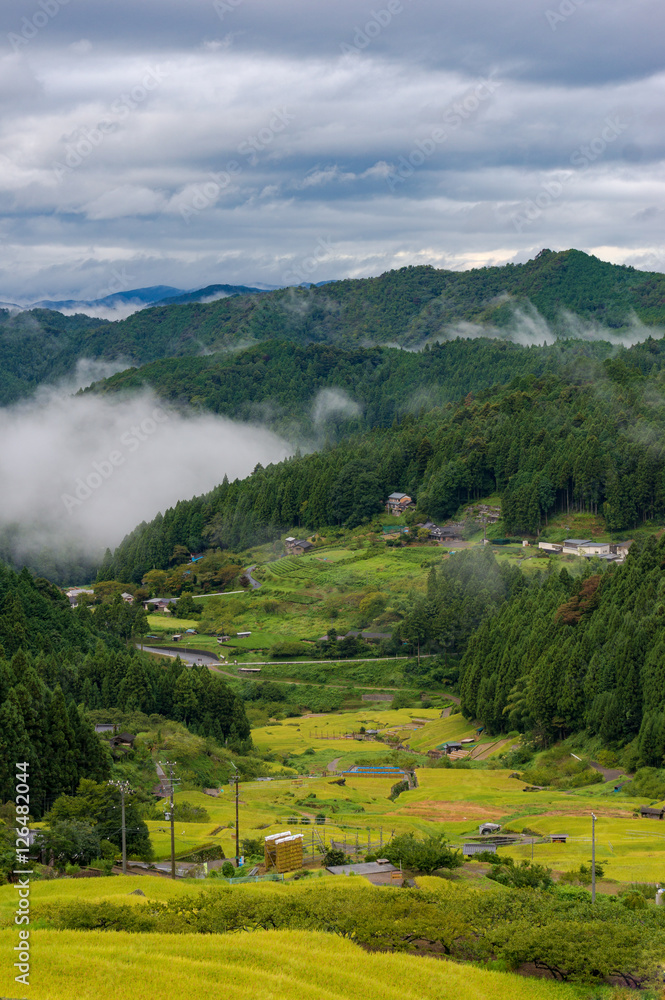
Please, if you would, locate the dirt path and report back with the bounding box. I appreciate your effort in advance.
[327,757,341,772]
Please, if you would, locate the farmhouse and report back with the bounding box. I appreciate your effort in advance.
[120,592,134,604]
[285,537,314,554]
[385,492,414,515]
[143,597,178,612]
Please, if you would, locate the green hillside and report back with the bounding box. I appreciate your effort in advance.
[3,249,665,405]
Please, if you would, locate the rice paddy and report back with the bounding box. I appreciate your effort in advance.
[0,927,624,1000]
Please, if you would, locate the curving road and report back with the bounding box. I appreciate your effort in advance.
[244,565,262,589]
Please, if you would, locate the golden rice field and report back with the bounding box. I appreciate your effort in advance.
[138,735,665,884]
[0,927,625,1000]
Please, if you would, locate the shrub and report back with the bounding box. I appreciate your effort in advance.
[323,848,347,867]
[487,860,553,890]
[383,831,463,874]
[221,861,235,878]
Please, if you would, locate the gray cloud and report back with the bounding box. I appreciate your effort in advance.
[0,1,663,299]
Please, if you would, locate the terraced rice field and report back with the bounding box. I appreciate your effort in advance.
[0,927,618,1000]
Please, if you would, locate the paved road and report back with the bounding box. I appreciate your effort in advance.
[590,761,626,782]
[142,645,220,666]
[245,565,262,589]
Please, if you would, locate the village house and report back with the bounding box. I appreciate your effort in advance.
[121,592,134,604]
[417,521,464,542]
[65,587,94,608]
[385,492,414,515]
[143,597,178,612]
[285,537,314,555]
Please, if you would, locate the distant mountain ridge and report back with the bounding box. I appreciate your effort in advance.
[24,282,267,313]
[1,249,664,406]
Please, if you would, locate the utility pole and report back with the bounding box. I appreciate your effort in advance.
[230,761,240,864]
[108,779,133,875]
[591,812,597,902]
[160,760,178,880]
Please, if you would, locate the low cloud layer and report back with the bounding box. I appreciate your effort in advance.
[433,303,665,349]
[0,369,292,571]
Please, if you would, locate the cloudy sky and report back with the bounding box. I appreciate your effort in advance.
[1,0,663,301]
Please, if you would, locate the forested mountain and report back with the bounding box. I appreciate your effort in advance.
[3,248,665,405]
[88,337,621,435]
[99,338,665,582]
[0,309,106,405]
[459,534,665,765]
[0,563,250,815]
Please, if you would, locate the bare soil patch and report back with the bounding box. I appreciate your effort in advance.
[399,800,502,821]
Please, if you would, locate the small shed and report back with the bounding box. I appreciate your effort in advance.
[640,806,665,819]
[550,834,568,843]
[479,823,501,836]
[463,842,496,856]
[442,741,463,754]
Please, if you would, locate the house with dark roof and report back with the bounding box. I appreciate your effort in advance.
[285,538,314,555]
[385,492,414,515]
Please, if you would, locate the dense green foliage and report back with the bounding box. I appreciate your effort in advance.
[0,308,106,405]
[0,563,251,815]
[89,336,618,435]
[460,535,665,758]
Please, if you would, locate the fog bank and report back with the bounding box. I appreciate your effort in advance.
[0,374,292,572]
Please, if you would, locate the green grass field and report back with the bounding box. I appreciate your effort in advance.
[0,927,617,1000]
